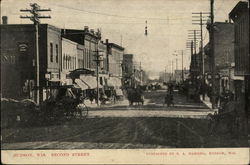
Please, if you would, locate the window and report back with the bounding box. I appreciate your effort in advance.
[56,44,58,63]
[63,55,65,69]
[69,56,71,69]
[66,55,68,69]
[50,43,53,62]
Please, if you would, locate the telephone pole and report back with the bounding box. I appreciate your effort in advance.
[209,0,216,109]
[181,50,184,82]
[192,12,209,100]
[188,30,201,88]
[20,3,51,105]
[140,62,142,85]
[93,49,103,106]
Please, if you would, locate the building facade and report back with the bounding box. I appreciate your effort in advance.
[107,42,124,78]
[205,21,235,94]
[98,40,108,73]
[122,54,134,87]
[1,24,61,101]
[229,1,250,131]
[61,37,78,85]
[62,27,101,71]
[214,22,235,93]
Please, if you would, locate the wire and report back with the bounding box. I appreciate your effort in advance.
[39,1,190,21]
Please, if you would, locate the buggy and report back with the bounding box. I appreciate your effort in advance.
[127,88,144,106]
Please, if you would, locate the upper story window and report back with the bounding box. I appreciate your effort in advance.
[50,43,53,62]
[56,44,58,63]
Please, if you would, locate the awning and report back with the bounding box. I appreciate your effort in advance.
[80,75,103,89]
[232,76,244,80]
[72,83,81,89]
[75,79,89,90]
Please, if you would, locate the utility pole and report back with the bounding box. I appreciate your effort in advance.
[209,0,216,109]
[164,67,166,82]
[192,12,209,100]
[93,49,103,106]
[172,60,174,81]
[188,30,201,67]
[191,40,194,73]
[188,30,201,92]
[20,3,51,105]
[140,62,142,85]
[181,50,184,82]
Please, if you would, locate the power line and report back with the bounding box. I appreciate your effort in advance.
[40,1,190,21]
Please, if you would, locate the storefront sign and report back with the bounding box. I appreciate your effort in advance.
[45,73,51,80]
[18,43,28,52]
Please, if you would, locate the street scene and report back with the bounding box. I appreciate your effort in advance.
[1,0,250,150]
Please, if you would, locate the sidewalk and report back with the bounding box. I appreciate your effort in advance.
[84,98,129,109]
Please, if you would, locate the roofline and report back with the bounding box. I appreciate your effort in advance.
[229,1,248,20]
[108,43,124,50]
[62,37,78,45]
[0,23,61,32]
[214,21,234,25]
[62,28,100,39]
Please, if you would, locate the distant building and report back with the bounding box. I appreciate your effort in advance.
[173,69,189,83]
[62,26,101,70]
[122,54,134,87]
[1,23,61,101]
[98,40,108,73]
[107,42,124,78]
[159,72,172,83]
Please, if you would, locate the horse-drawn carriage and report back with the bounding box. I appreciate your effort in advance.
[40,86,89,122]
[127,87,144,106]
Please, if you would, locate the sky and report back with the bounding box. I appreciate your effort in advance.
[1,0,240,79]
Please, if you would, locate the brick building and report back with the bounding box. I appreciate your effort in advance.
[229,1,249,131]
[214,22,235,93]
[1,23,61,101]
[62,27,101,70]
[107,42,124,78]
[205,21,235,94]
[61,37,78,85]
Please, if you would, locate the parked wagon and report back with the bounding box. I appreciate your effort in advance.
[127,88,144,106]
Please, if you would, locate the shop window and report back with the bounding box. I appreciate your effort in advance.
[50,43,53,62]
[56,44,58,63]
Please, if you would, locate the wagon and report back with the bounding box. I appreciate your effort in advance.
[127,88,144,106]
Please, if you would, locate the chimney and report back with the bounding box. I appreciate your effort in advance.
[2,16,7,24]
[84,26,89,32]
